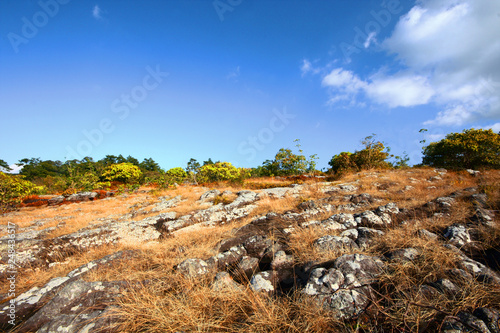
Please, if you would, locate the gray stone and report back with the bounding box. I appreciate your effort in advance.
[356,211,388,227]
[250,271,275,293]
[258,187,291,199]
[303,254,384,319]
[473,308,500,333]
[313,235,359,253]
[199,189,221,202]
[417,229,439,240]
[340,229,359,240]
[386,248,421,262]
[376,202,399,215]
[444,224,471,247]
[238,256,260,279]
[177,258,210,278]
[212,272,243,292]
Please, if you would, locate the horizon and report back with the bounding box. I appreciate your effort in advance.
[1,0,500,171]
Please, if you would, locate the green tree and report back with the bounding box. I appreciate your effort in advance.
[186,158,201,184]
[197,162,249,183]
[165,167,188,184]
[0,159,11,172]
[140,158,162,172]
[422,128,500,169]
[102,163,142,183]
[0,173,45,212]
[328,134,391,175]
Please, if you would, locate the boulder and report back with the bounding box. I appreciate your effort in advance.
[250,271,275,293]
[177,259,210,278]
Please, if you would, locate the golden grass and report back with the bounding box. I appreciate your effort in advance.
[2,170,500,332]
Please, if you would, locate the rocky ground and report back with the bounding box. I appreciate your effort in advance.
[0,168,499,332]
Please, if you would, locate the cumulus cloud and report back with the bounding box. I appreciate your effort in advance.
[321,68,433,108]
[318,0,500,127]
[92,5,103,20]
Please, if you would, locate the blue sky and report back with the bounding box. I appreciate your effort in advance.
[1,0,500,172]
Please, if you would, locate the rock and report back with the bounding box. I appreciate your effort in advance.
[243,235,275,258]
[442,311,491,333]
[376,202,399,215]
[14,279,125,333]
[313,235,359,253]
[250,271,275,293]
[212,272,243,292]
[429,278,459,296]
[417,229,439,240]
[238,256,260,279]
[457,255,500,284]
[429,176,442,182]
[471,207,496,227]
[303,254,384,319]
[151,195,182,212]
[211,245,247,270]
[356,227,385,249]
[177,259,210,278]
[444,224,471,247]
[340,229,359,240]
[0,250,136,329]
[386,248,421,262]
[47,195,65,205]
[199,190,221,202]
[466,169,480,176]
[356,211,388,227]
[66,192,98,202]
[325,213,357,229]
[473,308,500,333]
[271,251,294,283]
[348,193,374,205]
[258,187,291,199]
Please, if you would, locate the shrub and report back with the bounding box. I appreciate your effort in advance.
[328,134,391,175]
[165,167,188,184]
[0,173,45,212]
[102,163,142,184]
[197,162,250,184]
[422,128,500,169]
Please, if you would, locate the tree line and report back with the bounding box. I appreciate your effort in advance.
[1,129,499,212]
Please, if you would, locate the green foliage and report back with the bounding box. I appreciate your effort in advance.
[186,158,201,184]
[102,163,142,183]
[197,162,250,184]
[0,159,11,172]
[260,139,318,176]
[328,152,356,175]
[422,128,500,169]
[17,158,65,180]
[328,134,391,175]
[139,158,162,172]
[0,173,45,212]
[165,167,188,184]
[391,152,410,169]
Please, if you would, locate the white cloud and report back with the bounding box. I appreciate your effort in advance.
[483,123,500,133]
[321,68,433,108]
[301,59,321,76]
[2,164,23,174]
[317,0,500,127]
[366,73,434,108]
[363,32,377,49]
[92,5,102,20]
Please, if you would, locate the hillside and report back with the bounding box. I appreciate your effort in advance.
[0,168,499,332]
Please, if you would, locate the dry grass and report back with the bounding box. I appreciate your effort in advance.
[2,170,500,332]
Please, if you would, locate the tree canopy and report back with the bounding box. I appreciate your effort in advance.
[422,128,500,169]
